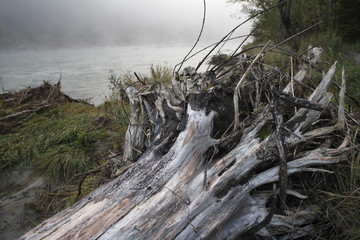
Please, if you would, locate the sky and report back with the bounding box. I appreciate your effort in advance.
[0,0,251,49]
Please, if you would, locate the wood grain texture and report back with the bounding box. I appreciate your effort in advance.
[21,52,353,240]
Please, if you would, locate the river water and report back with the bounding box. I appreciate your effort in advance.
[0,44,237,105]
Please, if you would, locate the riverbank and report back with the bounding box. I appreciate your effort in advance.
[0,44,236,105]
[1,56,359,238]
[0,81,129,238]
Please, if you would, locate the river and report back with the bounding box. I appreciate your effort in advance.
[0,44,237,105]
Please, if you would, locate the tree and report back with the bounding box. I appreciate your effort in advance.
[228,0,333,50]
[20,45,357,239]
[336,0,360,43]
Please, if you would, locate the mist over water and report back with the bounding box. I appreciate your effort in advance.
[0,0,251,104]
[0,0,248,49]
[0,44,240,105]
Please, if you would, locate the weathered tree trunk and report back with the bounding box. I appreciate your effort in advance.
[21,48,356,239]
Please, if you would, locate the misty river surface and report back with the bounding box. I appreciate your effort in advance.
[0,45,235,105]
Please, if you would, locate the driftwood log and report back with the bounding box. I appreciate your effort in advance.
[21,47,357,239]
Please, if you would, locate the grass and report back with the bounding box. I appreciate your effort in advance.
[319,128,360,239]
[241,36,360,111]
[0,101,115,219]
[0,97,132,216]
[108,64,172,93]
[231,37,360,238]
[0,102,111,182]
[1,50,358,237]
[0,64,171,215]
[149,64,172,85]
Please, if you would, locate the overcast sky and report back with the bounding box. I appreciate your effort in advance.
[0,0,250,49]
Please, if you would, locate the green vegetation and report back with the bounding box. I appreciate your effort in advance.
[0,0,358,234]
[315,129,360,239]
[228,0,360,238]
[229,0,360,108]
[0,83,129,213]
[0,64,172,216]
[107,64,172,102]
[0,103,109,181]
[149,64,172,84]
[222,2,360,115]
[336,0,360,43]
[229,0,359,47]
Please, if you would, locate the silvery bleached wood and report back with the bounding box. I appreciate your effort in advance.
[21,51,352,239]
[123,86,146,162]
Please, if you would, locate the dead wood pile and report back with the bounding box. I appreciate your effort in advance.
[0,81,86,134]
[21,45,359,239]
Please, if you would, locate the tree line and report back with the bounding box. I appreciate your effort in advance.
[228,0,360,49]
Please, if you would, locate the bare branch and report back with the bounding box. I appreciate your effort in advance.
[234,40,271,130]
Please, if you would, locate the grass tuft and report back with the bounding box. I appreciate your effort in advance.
[0,103,110,182]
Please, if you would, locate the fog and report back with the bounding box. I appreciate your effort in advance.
[0,0,250,49]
